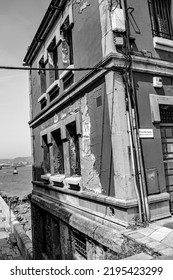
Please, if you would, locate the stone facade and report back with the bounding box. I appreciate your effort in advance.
[24,0,173,259]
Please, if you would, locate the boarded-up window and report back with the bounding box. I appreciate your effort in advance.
[42,135,50,174]
[66,122,81,176]
[51,129,64,175]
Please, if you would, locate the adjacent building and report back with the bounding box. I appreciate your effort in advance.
[24,0,173,259]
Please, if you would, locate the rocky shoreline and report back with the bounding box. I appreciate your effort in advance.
[0,191,32,239]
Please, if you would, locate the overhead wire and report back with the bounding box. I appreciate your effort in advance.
[0,65,125,72]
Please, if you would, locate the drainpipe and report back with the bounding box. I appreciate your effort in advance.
[126,111,143,221]
[122,0,150,222]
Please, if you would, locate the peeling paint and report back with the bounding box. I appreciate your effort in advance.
[80,96,102,193]
[60,113,67,120]
[75,0,90,13]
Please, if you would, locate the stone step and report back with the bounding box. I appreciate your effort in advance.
[123,253,153,260]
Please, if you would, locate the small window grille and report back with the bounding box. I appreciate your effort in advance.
[160,105,173,123]
[74,232,87,259]
[148,0,173,40]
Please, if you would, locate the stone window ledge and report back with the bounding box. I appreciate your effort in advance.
[64,176,81,191]
[50,174,65,183]
[59,64,74,80]
[38,92,47,103]
[64,176,81,185]
[46,79,60,94]
[41,173,51,181]
[153,37,173,53]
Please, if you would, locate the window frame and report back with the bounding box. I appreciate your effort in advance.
[40,113,82,188]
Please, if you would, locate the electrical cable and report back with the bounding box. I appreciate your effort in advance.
[0,65,125,72]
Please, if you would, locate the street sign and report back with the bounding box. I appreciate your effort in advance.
[139,129,154,138]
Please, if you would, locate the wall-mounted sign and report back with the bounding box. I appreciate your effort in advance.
[139,129,154,138]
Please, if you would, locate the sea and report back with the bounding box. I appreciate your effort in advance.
[0,165,33,199]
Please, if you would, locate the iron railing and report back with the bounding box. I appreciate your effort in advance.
[148,0,173,39]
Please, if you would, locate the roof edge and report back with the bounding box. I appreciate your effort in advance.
[23,0,67,65]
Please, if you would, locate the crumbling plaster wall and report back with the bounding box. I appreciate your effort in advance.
[80,94,102,194]
[33,77,112,195]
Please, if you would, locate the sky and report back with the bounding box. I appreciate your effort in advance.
[0,0,52,158]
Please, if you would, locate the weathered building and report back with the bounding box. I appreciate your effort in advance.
[24,0,173,259]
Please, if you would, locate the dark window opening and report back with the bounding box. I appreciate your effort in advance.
[39,56,46,94]
[42,135,50,174]
[51,129,64,175]
[148,0,173,39]
[40,98,47,110]
[47,37,59,87]
[60,17,74,68]
[49,87,60,102]
[63,71,74,90]
[66,121,81,176]
[160,105,173,123]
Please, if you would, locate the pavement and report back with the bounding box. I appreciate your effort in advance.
[123,217,173,259]
[0,209,23,260]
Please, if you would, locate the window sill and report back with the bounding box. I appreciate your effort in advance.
[64,176,81,191]
[38,92,47,103]
[153,37,173,53]
[41,173,51,182]
[46,79,60,94]
[50,174,65,183]
[64,176,81,185]
[59,64,74,80]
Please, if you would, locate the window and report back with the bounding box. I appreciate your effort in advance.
[40,98,47,110]
[63,71,74,90]
[148,0,173,39]
[39,56,46,94]
[60,17,74,68]
[51,129,64,175]
[41,135,50,174]
[73,231,87,259]
[46,37,59,87]
[66,121,81,176]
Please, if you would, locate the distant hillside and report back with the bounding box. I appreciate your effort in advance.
[12,157,32,163]
[0,156,32,164]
